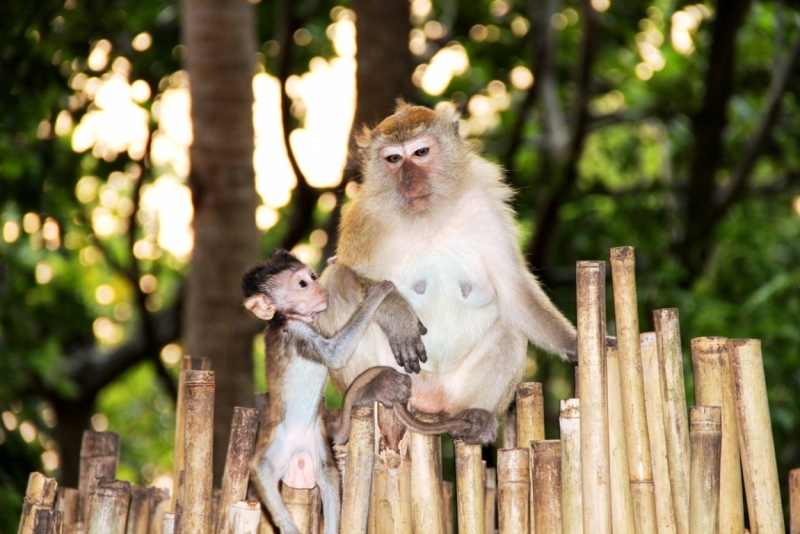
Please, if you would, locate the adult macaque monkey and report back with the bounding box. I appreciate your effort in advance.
[242,250,397,534]
[317,102,578,441]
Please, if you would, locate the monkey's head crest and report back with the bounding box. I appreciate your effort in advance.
[355,101,464,153]
[241,249,304,298]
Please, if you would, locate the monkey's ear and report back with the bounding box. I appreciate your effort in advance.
[244,294,276,321]
[434,101,462,137]
[355,124,372,149]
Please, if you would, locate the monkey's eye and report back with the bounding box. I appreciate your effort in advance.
[414,147,429,157]
[385,154,401,163]
[311,273,317,281]
[299,280,308,288]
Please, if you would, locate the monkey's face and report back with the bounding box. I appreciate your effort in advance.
[378,135,437,213]
[274,266,328,321]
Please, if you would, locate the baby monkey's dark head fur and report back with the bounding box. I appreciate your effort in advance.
[242,249,304,299]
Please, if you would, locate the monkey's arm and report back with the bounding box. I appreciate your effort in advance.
[318,263,427,374]
[289,281,396,369]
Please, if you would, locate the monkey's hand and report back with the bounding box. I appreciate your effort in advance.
[375,291,428,374]
[449,409,497,445]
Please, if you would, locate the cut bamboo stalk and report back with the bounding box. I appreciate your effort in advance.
[532,440,562,534]
[609,246,657,534]
[370,403,412,534]
[163,512,176,534]
[606,344,635,534]
[443,481,454,534]
[51,510,64,534]
[690,336,744,534]
[78,431,119,523]
[125,485,150,534]
[18,472,58,534]
[515,382,543,534]
[689,406,722,534]
[253,393,276,534]
[728,339,786,533]
[559,399,582,534]
[148,487,170,534]
[228,501,261,534]
[497,448,529,534]
[484,467,496,534]
[31,508,57,534]
[85,479,131,534]
[455,439,485,534]
[503,405,517,450]
[174,470,184,533]
[641,332,677,534]
[216,407,259,534]
[576,260,611,534]
[340,405,375,534]
[55,487,78,532]
[653,308,690,534]
[409,412,446,534]
[790,468,800,534]
[172,356,210,511]
[183,370,215,534]
[281,486,320,534]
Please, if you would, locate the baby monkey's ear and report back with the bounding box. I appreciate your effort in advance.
[244,294,276,321]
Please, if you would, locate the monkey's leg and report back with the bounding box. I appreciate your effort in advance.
[315,454,341,534]
[251,452,302,534]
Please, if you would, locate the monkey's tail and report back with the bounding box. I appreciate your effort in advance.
[392,404,472,436]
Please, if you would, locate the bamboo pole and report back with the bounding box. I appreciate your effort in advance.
[369,403,412,534]
[515,382,543,534]
[163,512,176,534]
[78,431,119,523]
[690,336,744,534]
[609,246,657,534]
[253,393,276,534]
[216,407,259,534]
[228,501,261,534]
[532,440,562,534]
[497,448,529,534]
[183,370,215,534]
[641,332,677,534]
[653,308,690,534]
[455,439,485,534]
[728,339,785,533]
[484,467,496,534]
[503,405,517,450]
[18,472,58,534]
[55,487,78,532]
[126,485,150,534]
[281,486,320,534]
[340,405,374,534]
[85,479,131,534]
[172,356,210,511]
[409,412,446,534]
[443,481,454,534]
[576,260,611,534]
[689,406,722,534]
[790,468,800,534]
[606,344,636,534]
[31,509,59,534]
[559,399,582,534]
[174,470,185,533]
[148,487,170,534]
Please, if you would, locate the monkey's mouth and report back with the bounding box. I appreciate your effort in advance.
[405,194,431,210]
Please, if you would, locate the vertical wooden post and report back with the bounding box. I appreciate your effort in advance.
[85,479,131,534]
[576,260,611,534]
[216,407,259,534]
[148,487,170,534]
[653,308,690,534]
[609,246,657,534]
[173,356,211,511]
[559,399,582,534]
[531,440,562,534]
[183,370,215,534]
[515,382,543,533]
[728,339,786,533]
[691,336,744,534]
[409,413,446,534]
[641,332,677,534]
[503,405,517,450]
[281,486,320,534]
[497,448,529,534]
[790,468,800,534]
[455,440,485,534]
[55,487,79,533]
[606,344,635,534]
[125,485,150,534]
[31,509,59,534]
[688,406,722,534]
[18,472,58,534]
[228,501,261,534]
[340,405,374,534]
[370,403,412,534]
[442,481,454,534]
[483,467,496,534]
[78,431,119,523]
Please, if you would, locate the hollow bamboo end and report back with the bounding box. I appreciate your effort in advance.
[559,398,580,418]
[652,308,679,328]
[80,430,120,457]
[639,331,656,347]
[90,478,131,499]
[691,336,728,355]
[25,472,58,505]
[497,448,530,483]
[185,370,215,386]
[515,382,542,399]
[609,246,634,262]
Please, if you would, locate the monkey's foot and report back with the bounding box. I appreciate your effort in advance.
[371,368,412,407]
[450,408,497,444]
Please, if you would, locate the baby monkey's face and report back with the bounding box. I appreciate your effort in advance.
[273,266,328,320]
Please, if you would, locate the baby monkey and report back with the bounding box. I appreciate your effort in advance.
[242,250,397,534]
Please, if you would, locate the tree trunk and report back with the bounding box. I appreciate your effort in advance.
[181,0,259,485]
